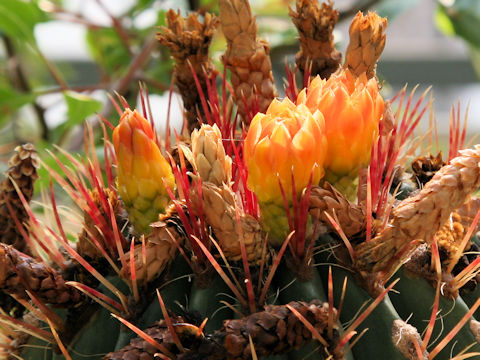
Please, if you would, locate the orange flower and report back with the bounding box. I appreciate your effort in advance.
[297,69,384,178]
[244,98,327,245]
[245,98,327,203]
[113,109,175,234]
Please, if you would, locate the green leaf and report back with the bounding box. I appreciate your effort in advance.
[0,86,36,116]
[50,91,102,144]
[470,46,480,80]
[86,27,132,76]
[64,91,102,126]
[437,0,480,48]
[434,5,455,36]
[0,0,48,43]
[376,0,421,20]
[0,85,35,129]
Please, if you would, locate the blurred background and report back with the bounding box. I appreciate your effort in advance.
[0,0,479,189]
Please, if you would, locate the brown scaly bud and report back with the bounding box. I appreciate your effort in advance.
[344,11,387,79]
[0,243,83,306]
[104,316,186,360]
[309,183,367,241]
[289,0,342,79]
[213,301,340,359]
[157,10,220,133]
[411,152,446,187]
[124,203,184,284]
[0,144,40,255]
[183,124,232,186]
[104,301,342,360]
[219,0,278,125]
[355,145,480,273]
[77,187,127,260]
[392,320,428,360]
[190,183,264,264]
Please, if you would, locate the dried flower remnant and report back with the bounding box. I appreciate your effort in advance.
[157,10,220,132]
[244,98,327,246]
[104,301,341,359]
[190,182,264,263]
[344,11,387,79]
[411,152,446,187]
[309,183,367,240]
[113,109,175,235]
[219,0,278,124]
[289,0,342,79]
[355,145,480,273]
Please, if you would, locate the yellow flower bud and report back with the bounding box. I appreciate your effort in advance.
[244,98,327,245]
[113,109,175,234]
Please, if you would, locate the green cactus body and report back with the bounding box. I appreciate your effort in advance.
[188,273,234,333]
[275,262,330,360]
[53,277,130,360]
[20,334,54,360]
[316,255,405,360]
[459,287,480,320]
[390,268,480,360]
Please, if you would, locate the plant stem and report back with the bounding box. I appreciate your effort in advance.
[2,35,49,141]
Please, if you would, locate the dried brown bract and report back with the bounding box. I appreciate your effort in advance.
[289,0,342,79]
[0,243,82,305]
[219,0,277,125]
[190,183,264,264]
[355,145,480,273]
[157,10,220,132]
[309,183,367,241]
[411,152,446,187]
[125,203,184,284]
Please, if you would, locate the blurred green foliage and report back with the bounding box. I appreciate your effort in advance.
[436,0,480,79]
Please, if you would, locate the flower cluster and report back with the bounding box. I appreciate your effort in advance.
[244,69,384,244]
[297,69,385,179]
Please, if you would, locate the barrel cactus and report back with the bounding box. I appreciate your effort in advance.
[2,1,480,360]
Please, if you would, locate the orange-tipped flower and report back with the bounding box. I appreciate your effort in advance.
[297,69,384,180]
[113,109,175,234]
[244,98,327,245]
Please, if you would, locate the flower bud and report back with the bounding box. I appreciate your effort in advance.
[113,109,175,234]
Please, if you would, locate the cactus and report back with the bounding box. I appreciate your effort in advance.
[3,2,480,360]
